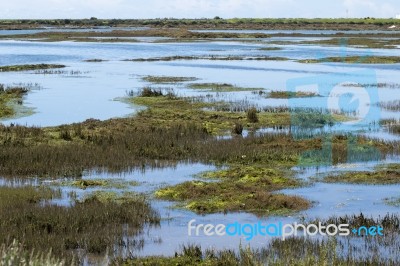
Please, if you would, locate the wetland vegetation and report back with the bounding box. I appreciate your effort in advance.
[0,64,66,72]
[379,100,400,111]
[300,37,400,49]
[1,18,400,265]
[0,84,29,118]
[142,75,198,84]
[188,83,263,92]
[266,90,320,98]
[299,56,400,64]
[124,55,288,61]
[155,166,310,215]
[0,186,159,264]
[323,164,400,184]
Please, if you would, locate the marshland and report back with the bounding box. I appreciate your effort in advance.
[1,18,400,265]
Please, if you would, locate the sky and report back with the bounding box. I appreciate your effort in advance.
[1,0,399,19]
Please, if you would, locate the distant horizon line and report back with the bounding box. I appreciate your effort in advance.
[1,17,400,20]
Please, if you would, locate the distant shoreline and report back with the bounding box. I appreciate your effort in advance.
[1,18,399,31]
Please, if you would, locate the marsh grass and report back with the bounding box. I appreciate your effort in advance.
[0,240,65,266]
[378,100,400,111]
[298,134,396,166]
[0,64,66,72]
[267,90,320,98]
[83,59,108,62]
[232,122,243,135]
[0,94,393,177]
[142,75,198,84]
[384,197,400,207]
[188,83,264,92]
[380,119,400,135]
[0,84,30,118]
[0,28,271,42]
[323,166,400,184]
[290,110,336,128]
[376,163,400,172]
[299,56,400,64]
[342,82,400,89]
[389,125,400,135]
[301,37,400,49]
[0,186,159,264]
[33,69,88,76]
[60,179,138,189]
[138,87,163,97]
[124,55,288,62]
[258,46,282,51]
[246,107,259,123]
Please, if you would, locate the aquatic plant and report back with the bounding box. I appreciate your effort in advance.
[0,186,159,264]
[246,107,259,123]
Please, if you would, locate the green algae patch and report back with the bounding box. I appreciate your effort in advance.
[188,83,264,92]
[299,56,400,64]
[155,166,310,215]
[201,166,292,185]
[0,64,66,72]
[323,166,400,185]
